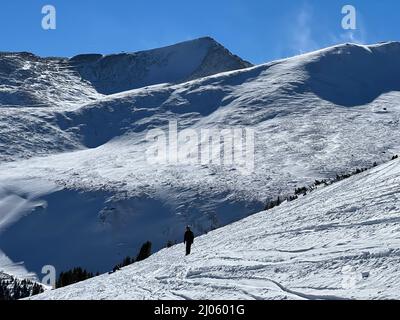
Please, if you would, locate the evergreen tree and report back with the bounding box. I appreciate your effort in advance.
[55,267,95,288]
[136,241,152,262]
[166,240,174,248]
[0,274,44,300]
[122,256,132,266]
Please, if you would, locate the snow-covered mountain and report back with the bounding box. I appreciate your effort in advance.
[70,36,252,94]
[1,39,400,286]
[32,158,400,300]
[0,52,101,109]
[0,37,251,109]
[0,37,251,162]
[1,271,45,300]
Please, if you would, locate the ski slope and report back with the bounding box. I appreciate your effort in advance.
[1,40,400,281]
[32,158,400,300]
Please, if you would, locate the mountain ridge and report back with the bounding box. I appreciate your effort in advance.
[0,37,252,109]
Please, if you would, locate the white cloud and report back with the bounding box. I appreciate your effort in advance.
[282,3,369,59]
[291,3,319,54]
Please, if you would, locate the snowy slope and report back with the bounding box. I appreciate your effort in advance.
[32,158,400,300]
[0,37,250,162]
[1,41,400,280]
[1,271,45,300]
[0,52,101,109]
[0,37,250,108]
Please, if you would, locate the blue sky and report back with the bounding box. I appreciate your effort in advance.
[0,0,399,64]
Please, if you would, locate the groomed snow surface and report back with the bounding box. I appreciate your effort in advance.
[34,159,400,300]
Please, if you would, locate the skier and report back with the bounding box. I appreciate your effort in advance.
[184,226,194,255]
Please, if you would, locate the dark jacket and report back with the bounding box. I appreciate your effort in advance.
[184,230,194,244]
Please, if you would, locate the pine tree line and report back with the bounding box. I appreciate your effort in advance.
[55,241,153,289]
[0,273,44,300]
[264,155,399,212]
[56,267,99,289]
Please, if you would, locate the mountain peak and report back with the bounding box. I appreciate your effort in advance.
[69,37,252,94]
